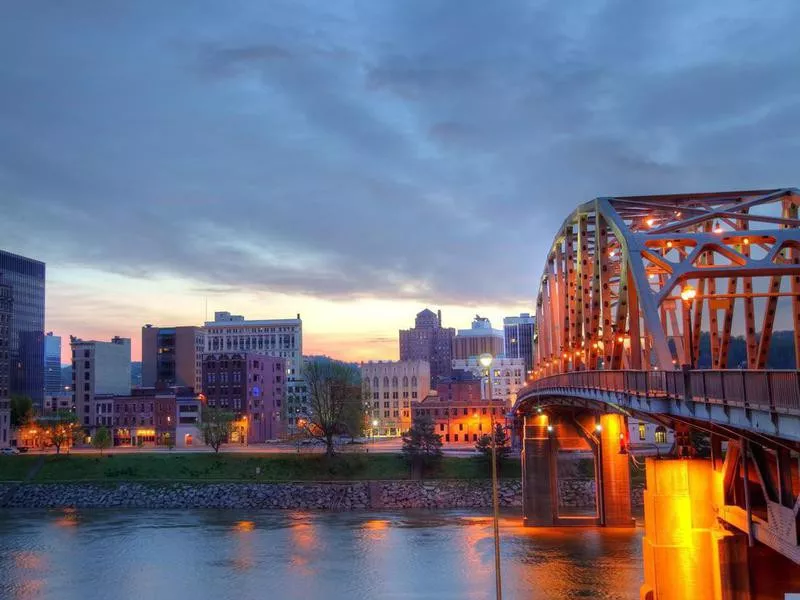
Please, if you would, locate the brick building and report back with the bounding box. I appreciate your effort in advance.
[413,395,507,444]
[202,352,285,443]
[434,370,483,404]
[399,309,454,384]
[109,389,176,446]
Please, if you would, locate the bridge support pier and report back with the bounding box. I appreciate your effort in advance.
[522,412,634,527]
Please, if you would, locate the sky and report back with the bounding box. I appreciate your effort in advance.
[2,1,800,364]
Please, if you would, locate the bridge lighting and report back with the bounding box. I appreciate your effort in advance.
[645,216,656,227]
[743,237,750,245]
[547,425,553,433]
[713,220,723,234]
[680,284,697,303]
[608,249,616,257]
[666,241,673,248]
[649,273,657,281]
[595,423,602,432]
[617,335,624,343]
[537,407,543,414]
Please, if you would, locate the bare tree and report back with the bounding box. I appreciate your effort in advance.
[39,411,80,455]
[301,359,365,457]
[201,407,235,453]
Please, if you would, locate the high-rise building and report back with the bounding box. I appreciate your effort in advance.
[141,325,205,392]
[0,250,45,407]
[452,316,505,360]
[361,360,431,436]
[503,313,536,373]
[70,336,131,432]
[452,356,526,406]
[44,332,62,396]
[399,308,455,384]
[0,279,11,447]
[203,311,304,426]
[202,352,285,442]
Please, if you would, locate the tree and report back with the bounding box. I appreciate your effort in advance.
[302,358,364,457]
[92,427,111,456]
[402,413,443,477]
[475,423,510,465]
[39,410,80,455]
[201,406,235,453]
[10,394,33,428]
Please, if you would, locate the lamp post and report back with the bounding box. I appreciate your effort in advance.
[681,284,697,368]
[372,419,379,445]
[479,352,502,600]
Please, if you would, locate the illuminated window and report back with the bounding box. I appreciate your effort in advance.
[638,423,646,441]
[654,426,667,444]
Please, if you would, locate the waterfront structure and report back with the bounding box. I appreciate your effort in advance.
[503,313,535,373]
[361,360,430,436]
[202,352,285,443]
[203,311,304,427]
[44,332,62,395]
[451,316,505,361]
[452,356,525,406]
[141,324,205,391]
[399,309,454,384]
[434,370,483,404]
[70,336,131,432]
[413,394,506,444]
[0,251,45,407]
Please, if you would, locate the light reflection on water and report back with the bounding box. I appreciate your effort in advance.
[0,509,643,600]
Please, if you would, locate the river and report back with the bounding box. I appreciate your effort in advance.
[0,509,643,599]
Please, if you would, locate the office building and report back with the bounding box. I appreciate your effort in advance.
[503,313,536,373]
[142,325,205,391]
[43,393,72,413]
[70,336,131,432]
[413,394,506,444]
[203,311,304,425]
[362,360,431,436]
[0,280,10,447]
[44,332,62,395]
[452,356,526,406]
[0,251,45,406]
[202,352,286,443]
[452,316,505,360]
[399,308,455,384]
[434,370,483,404]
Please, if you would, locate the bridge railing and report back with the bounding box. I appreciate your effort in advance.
[522,369,800,414]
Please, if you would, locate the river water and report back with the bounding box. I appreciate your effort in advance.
[0,509,643,599]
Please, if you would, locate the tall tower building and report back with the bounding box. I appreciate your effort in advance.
[44,332,62,395]
[70,336,131,432]
[503,313,536,373]
[0,279,12,447]
[142,325,205,392]
[452,316,505,360]
[399,308,455,384]
[0,250,45,407]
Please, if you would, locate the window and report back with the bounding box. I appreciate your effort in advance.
[392,377,398,388]
[373,392,379,400]
[473,434,478,442]
[384,411,390,417]
[638,423,646,441]
[453,434,458,442]
[383,392,389,399]
[445,434,450,442]
[384,402,390,408]
[654,426,667,444]
[392,392,398,399]
[411,391,417,398]
[459,423,463,431]
[411,376,417,386]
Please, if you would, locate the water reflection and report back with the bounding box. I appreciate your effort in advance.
[0,509,643,600]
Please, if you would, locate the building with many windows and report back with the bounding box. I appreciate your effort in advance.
[452,356,526,406]
[203,311,303,428]
[628,419,675,456]
[399,309,454,384]
[44,332,62,396]
[0,280,10,448]
[413,395,507,444]
[202,353,285,443]
[503,313,535,374]
[452,316,505,360]
[70,336,131,433]
[361,360,430,436]
[434,370,483,404]
[141,325,205,392]
[0,251,45,407]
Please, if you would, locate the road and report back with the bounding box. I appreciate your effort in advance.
[18,438,484,457]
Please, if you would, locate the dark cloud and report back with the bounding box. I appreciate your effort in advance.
[2,0,800,307]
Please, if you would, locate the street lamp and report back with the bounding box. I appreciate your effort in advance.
[479,352,503,600]
[681,284,697,368]
[372,419,379,444]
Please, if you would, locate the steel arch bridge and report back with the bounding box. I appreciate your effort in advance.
[511,189,800,580]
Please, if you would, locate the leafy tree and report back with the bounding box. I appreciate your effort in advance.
[201,407,235,453]
[475,423,510,465]
[302,358,364,457]
[92,427,112,456]
[402,413,443,477]
[10,394,33,428]
[38,410,80,455]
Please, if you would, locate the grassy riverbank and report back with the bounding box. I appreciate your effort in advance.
[0,453,523,483]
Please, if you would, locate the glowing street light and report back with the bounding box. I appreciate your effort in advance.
[681,284,698,368]
[479,352,502,600]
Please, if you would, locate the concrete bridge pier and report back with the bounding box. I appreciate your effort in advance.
[522,412,634,527]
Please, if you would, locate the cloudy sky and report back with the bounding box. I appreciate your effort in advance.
[2,1,800,363]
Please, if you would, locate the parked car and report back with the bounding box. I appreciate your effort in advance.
[17,446,28,453]
[1,447,19,456]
